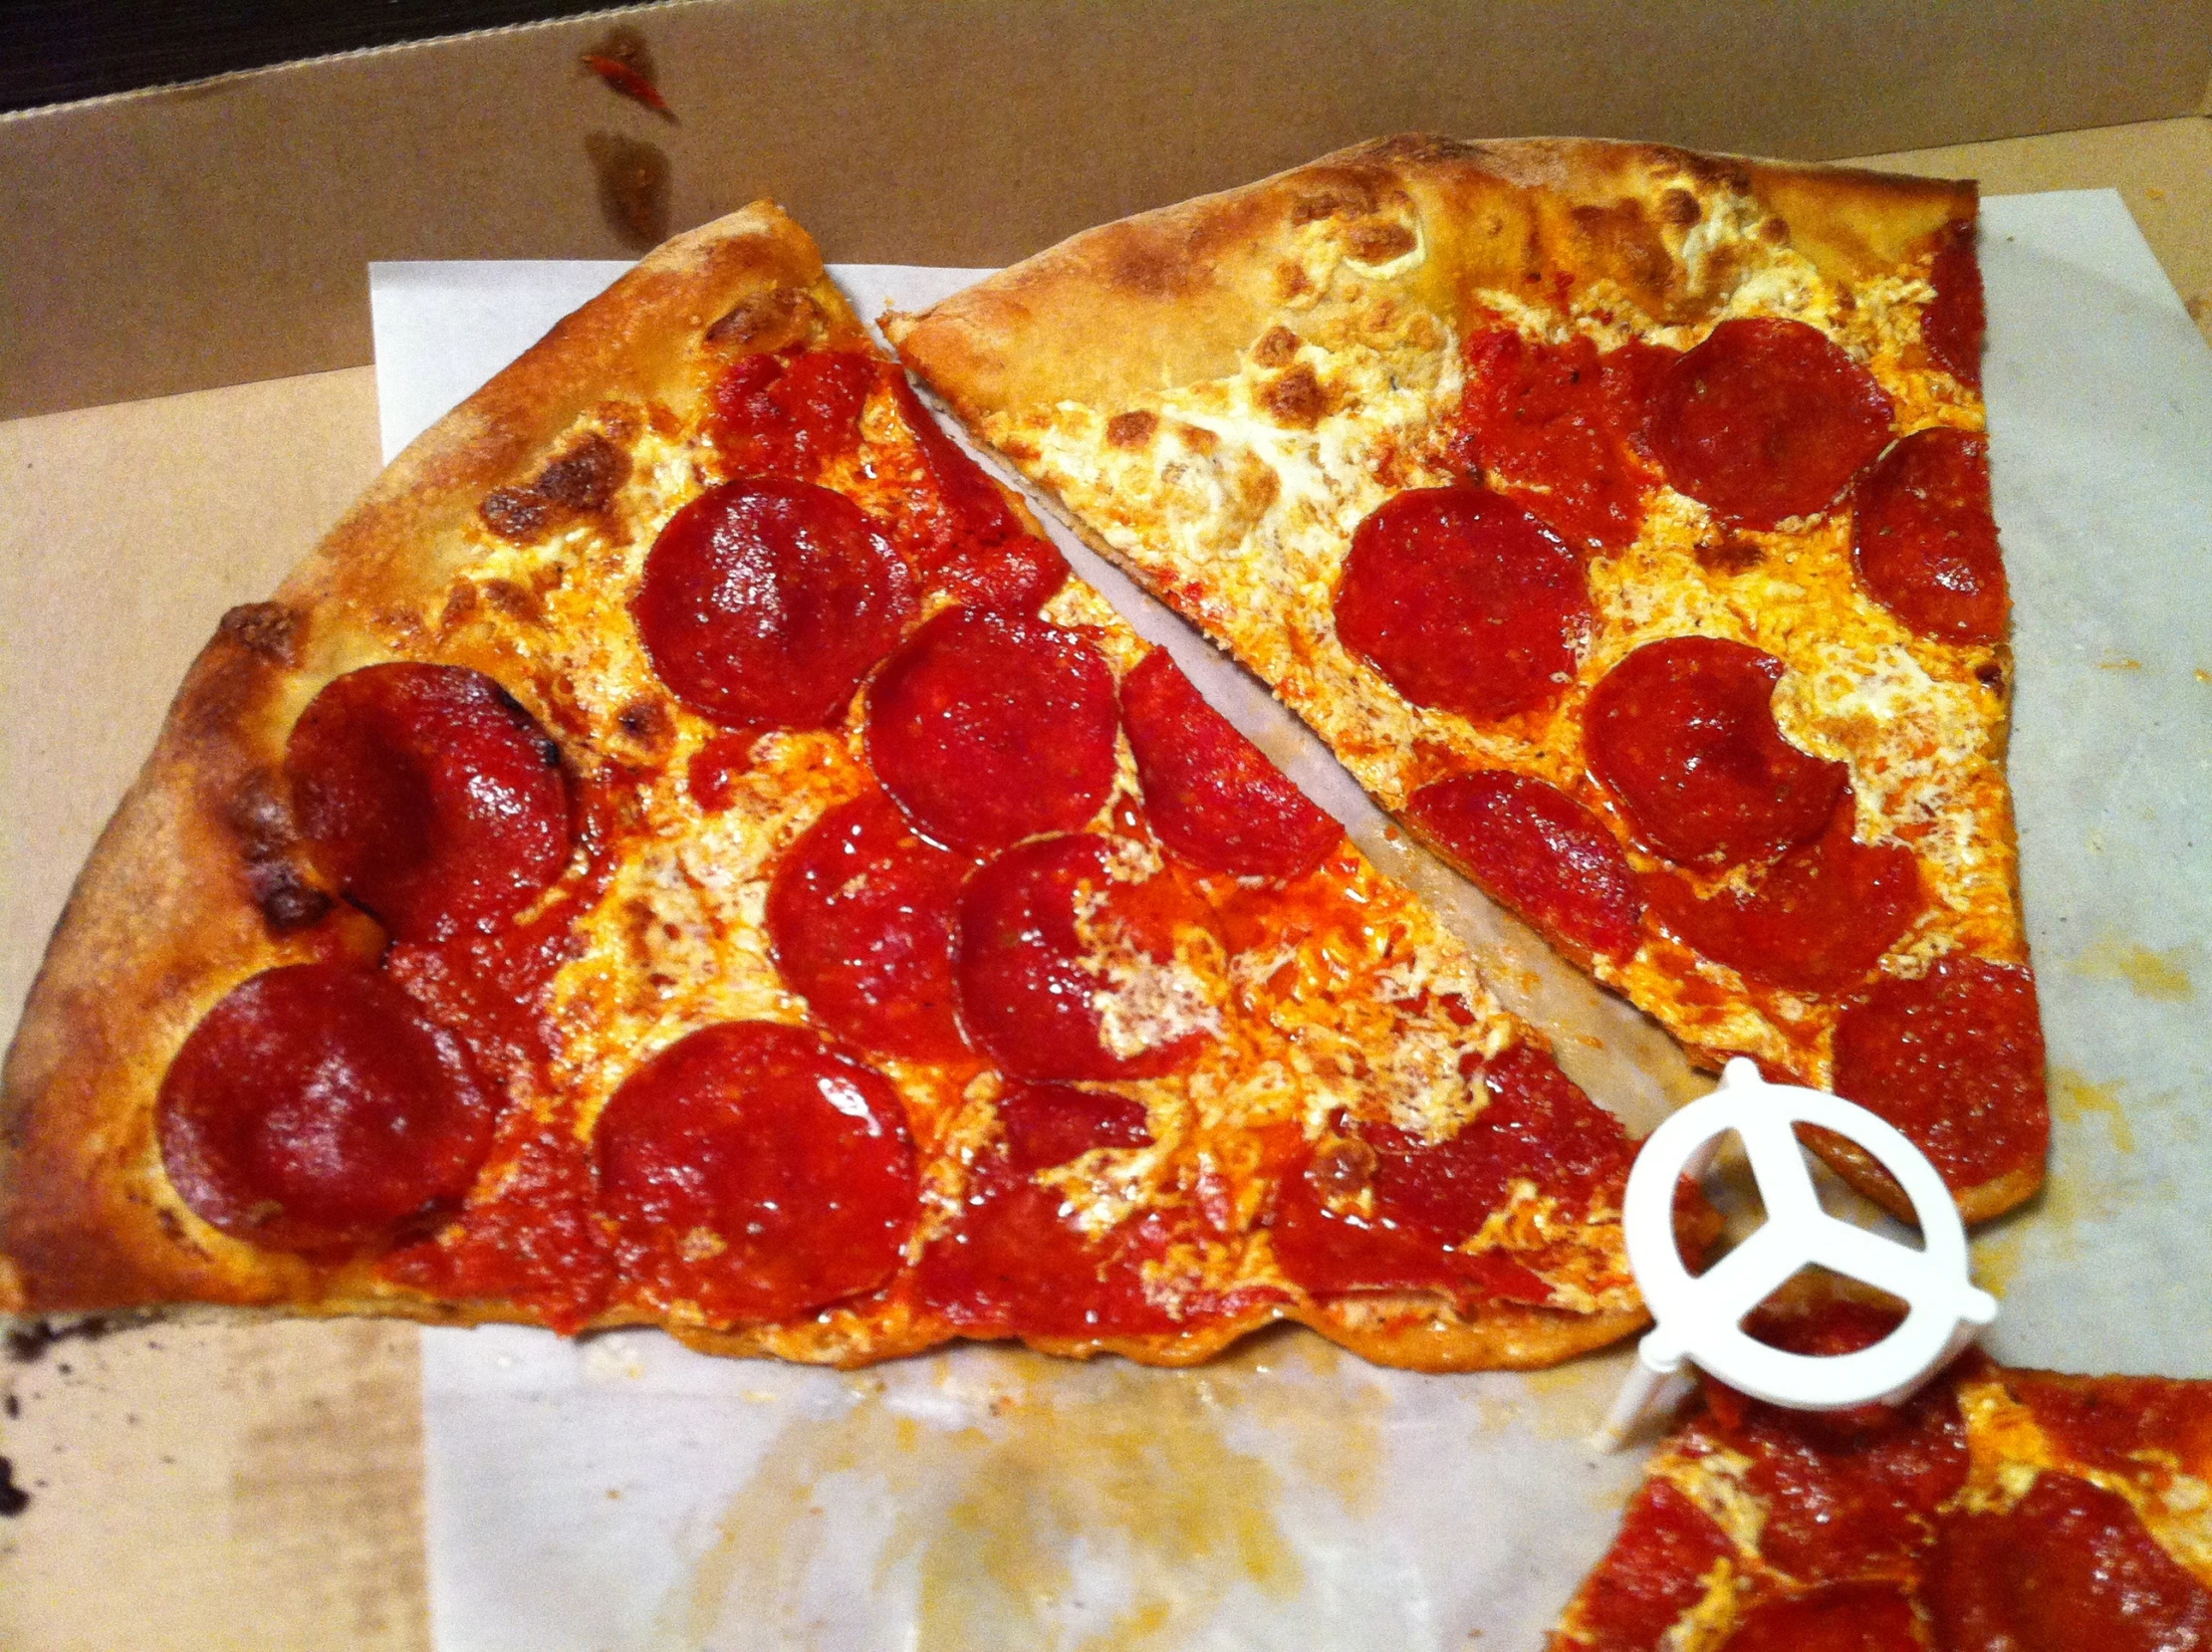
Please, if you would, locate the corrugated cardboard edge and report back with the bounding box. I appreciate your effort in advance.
[5,0,2211,418]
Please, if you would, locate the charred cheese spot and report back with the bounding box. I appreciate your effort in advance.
[1259,363,1337,429]
[1347,220,1417,266]
[225,769,335,936]
[1693,531,1767,576]
[481,432,633,542]
[216,601,302,668]
[1251,325,1304,368]
[1175,420,1221,456]
[705,286,823,353]
[482,578,547,626]
[1106,409,1159,449]
[436,582,480,635]
[612,695,675,761]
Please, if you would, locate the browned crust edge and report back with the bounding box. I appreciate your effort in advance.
[9,1288,1642,1376]
[887,131,1975,427]
[0,202,853,1314]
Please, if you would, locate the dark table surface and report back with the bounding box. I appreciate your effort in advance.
[6,0,612,113]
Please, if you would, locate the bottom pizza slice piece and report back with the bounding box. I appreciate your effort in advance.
[1550,1288,2212,1650]
[3,201,1674,1371]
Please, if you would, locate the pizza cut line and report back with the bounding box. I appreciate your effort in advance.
[1548,1291,2212,1650]
[888,133,2050,1225]
[0,201,1674,1372]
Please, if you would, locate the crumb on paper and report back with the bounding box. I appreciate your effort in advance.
[2050,1066,2136,1155]
[582,1338,648,1383]
[2096,654,2144,671]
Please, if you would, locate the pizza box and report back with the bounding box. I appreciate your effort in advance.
[3,4,2212,1646]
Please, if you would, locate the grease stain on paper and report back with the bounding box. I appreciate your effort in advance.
[658,1345,1394,1650]
[1971,1221,2027,1298]
[2050,1067,2135,1154]
[2072,935,2197,1002]
[1972,1070,2177,1293]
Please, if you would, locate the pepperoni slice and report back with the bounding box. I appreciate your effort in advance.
[766,792,976,1061]
[1707,1302,1970,1584]
[998,1080,1152,1173]
[1366,1043,1631,1224]
[633,478,916,732]
[1334,486,1592,723]
[1922,223,1986,389]
[378,1101,613,1334]
[1585,638,1847,867]
[1567,1480,1735,1650]
[2009,1373,2212,1482]
[1406,770,1642,962]
[1927,1472,2212,1652]
[708,349,881,481]
[1650,318,1894,529]
[915,1083,1185,1344]
[1851,427,2008,644]
[685,730,758,813]
[865,606,1119,854]
[1601,340,1683,459]
[915,1172,1196,1341]
[1118,651,1342,880]
[288,662,573,944]
[928,1080,1288,1342]
[955,834,1220,1082]
[1646,798,1923,993]
[1449,329,1654,552]
[1721,1585,1921,1652]
[594,1021,916,1325]
[885,375,1069,612]
[1270,1044,1631,1301]
[914,1078,1200,1340]
[1831,955,2049,1194]
[156,964,498,1254]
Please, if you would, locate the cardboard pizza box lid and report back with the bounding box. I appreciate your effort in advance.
[2,0,2209,420]
[2,6,2210,1648]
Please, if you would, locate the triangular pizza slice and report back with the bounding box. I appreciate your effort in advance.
[1548,1289,2212,1648]
[889,134,2048,1222]
[2,203,1662,1370]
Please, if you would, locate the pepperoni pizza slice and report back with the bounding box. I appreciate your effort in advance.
[1,203,1659,1370]
[1548,1291,2212,1650]
[889,134,2049,1222]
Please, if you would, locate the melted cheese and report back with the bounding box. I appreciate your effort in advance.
[399,358,1634,1344]
[982,190,2024,1092]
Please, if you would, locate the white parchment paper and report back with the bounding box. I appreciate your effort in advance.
[369,192,2212,1650]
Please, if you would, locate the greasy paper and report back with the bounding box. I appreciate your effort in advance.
[373,199,2212,1649]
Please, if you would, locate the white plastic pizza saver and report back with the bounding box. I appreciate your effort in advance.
[1590,1059,1998,1452]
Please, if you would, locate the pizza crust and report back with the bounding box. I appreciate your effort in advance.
[888,133,1972,431]
[0,203,857,1314]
